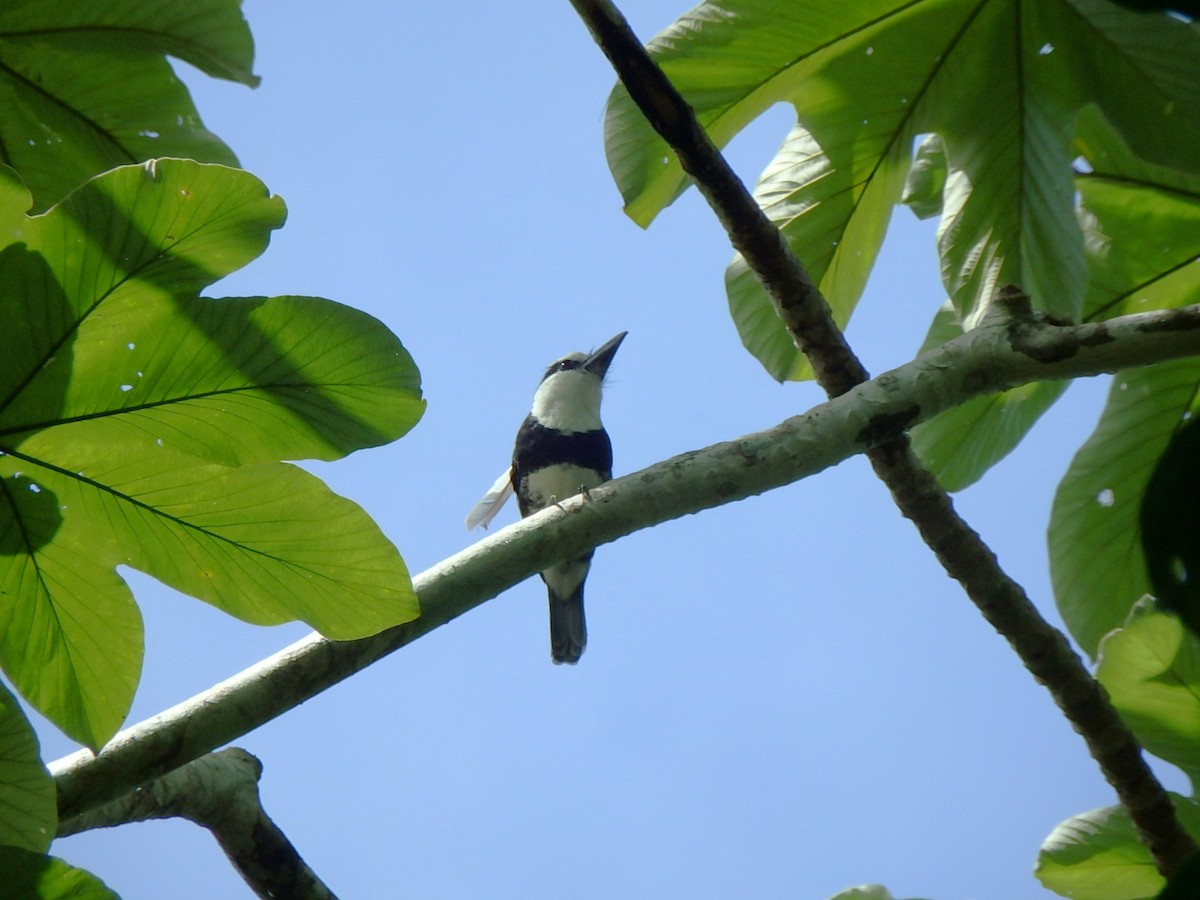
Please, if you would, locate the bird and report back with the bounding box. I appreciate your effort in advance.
[466,331,626,664]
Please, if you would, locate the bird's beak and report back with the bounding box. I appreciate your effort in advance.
[583,331,627,378]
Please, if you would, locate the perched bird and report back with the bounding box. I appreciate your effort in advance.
[466,331,626,664]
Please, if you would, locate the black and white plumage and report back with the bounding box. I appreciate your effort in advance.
[466,332,626,664]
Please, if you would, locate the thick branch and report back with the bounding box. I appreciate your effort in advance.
[52,303,1200,824]
[59,748,335,900]
[569,0,1197,875]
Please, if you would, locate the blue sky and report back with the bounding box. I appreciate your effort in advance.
[36,2,1179,897]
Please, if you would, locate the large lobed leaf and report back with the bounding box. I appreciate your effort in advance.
[604,0,1200,383]
[912,106,1200,490]
[0,682,54,854]
[0,160,425,747]
[1047,111,1200,656]
[0,0,256,209]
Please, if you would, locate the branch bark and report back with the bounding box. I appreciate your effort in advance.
[59,748,336,900]
[52,301,1200,825]
[568,0,1197,876]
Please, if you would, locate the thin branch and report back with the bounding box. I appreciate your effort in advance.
[59,748,335,900]
[568,0,1197,875]
[569,1,867,397]
[52,301,1200,825]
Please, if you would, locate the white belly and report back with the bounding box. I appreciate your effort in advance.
[522,463,605,513]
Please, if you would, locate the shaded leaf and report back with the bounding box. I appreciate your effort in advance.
[1050,358,1200,658]
[0,683,55,853]
[0,0,257,207]
[0,160,424,746]
[1036,795,1200,899]
[1097,599,1200,790]
[1141,421,1200,633]
[0,846,117,900]
[1158,852,1200,900]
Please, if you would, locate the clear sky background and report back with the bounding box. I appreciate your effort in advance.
[33,2,1181,898]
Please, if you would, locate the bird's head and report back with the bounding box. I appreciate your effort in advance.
[530,331,626,432]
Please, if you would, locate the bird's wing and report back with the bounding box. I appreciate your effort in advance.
[465,467,515,530]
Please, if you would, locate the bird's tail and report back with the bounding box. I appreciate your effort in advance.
[549,587,587,665]
[543,556,591,665]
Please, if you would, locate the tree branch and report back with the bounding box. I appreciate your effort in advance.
[59,748,336,900]
[568,0,1197,875]
[52,301,1200,827]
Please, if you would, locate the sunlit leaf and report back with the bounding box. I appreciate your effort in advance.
[0,0,257,207]
[1097,599,1200,790]
[0,160,425,746]
[0,683,55,853]
[726,114,911,381]
[915,108,1200,490]
[900,134,946,221]
[1076,109,1200,324]
[1036,795,1200,899]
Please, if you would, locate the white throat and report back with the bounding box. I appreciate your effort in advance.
[531,369,603,432]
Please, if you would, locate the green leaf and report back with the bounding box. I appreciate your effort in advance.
[0,846,117,900]
[1035,795,1200,899]
[0,160,425,747]
[0,477,142,751]
[919,107,1200,490]
[909,105,1200,488]
[900,134,946,221]
[1097,599,1200,789]
[1076,109,1200,324]
[0,684,55,853]
[725,113,911,381]
[826,887,932,900]
[1141,420,1200,633]
[1050,358,1200,658]
[604,0,1200,379]
[1158,852,1200,900]
[911,381,1068,492]
[909,302,1068,491]
[827,887,896,900]
[0,0,257,208]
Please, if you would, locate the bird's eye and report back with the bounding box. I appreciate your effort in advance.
[558,361,571,370]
